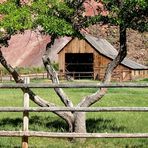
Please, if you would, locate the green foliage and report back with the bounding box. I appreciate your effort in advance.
[16,67,46,74]
[0,1,17,14]
[0,0,147,38]
[1,0,147,42]
[0,1,33,35]
[102,0,148,32]
[0,65,59,75]
[52,62,59,71]
[140,78,148,82]
[0,66,45,75]
[0,0,78,38]
[1,7,32,34]
[34,15,74,36]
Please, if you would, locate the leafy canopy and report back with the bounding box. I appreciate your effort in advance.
[0,0,78,37]
[102,0,148,32]
[0,0,147,41]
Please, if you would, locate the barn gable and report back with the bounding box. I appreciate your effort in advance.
[58,34,148,81]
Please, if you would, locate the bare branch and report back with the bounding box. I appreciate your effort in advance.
[78,26,127,107]
[0,49,74,129]
[42,37,73,107]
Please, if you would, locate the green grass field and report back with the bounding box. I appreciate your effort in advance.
[0,79,148,148]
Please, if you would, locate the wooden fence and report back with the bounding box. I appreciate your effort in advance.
[0,80,148,148]
[0,73,48,82]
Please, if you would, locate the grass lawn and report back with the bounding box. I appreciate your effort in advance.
[0,79,148,148]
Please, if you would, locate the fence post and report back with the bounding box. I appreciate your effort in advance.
[22,77,30,148]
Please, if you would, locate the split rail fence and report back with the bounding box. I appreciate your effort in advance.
[0,80,148,148]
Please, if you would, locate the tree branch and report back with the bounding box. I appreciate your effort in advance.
[0,49,74,130]
[78,25,127,107]
[42,37,73,107]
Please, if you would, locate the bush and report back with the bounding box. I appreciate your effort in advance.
[0,63,59,76]
[52,62,59,71]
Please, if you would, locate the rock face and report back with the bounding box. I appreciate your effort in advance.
[1,30,50,67]
[84,0,107,16]
[1,30,71,67]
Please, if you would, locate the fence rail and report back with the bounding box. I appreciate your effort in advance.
[0,81,148,148]
[0,131,148,138]
[0,107,148,112]
[0,83,148,88]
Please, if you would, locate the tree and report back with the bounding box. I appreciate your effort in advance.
[100,0,148,80]
[0,0,147,137]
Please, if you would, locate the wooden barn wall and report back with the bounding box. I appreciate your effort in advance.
[131,69,148,80]
[93,53,132,81]
[58,38,148,81]
[58,38,95,73]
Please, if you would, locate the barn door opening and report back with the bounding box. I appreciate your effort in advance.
[65,53,94,79]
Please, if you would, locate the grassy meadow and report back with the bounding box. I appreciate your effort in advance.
[0,79,148,147]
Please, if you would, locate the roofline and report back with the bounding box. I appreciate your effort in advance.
[120,64,148,70]
[57,38,73,54]
[84,35,148,70]
[57,35,148,70]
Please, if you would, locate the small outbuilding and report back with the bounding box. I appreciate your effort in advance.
[58,34,148,81]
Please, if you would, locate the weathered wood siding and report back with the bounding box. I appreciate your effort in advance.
[58,38,148,81]
[58,38,94,73]
[93,54,132,81]
[131,69,148,80]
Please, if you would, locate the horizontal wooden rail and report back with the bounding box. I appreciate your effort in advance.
[0,83,148,88]
[0,107,148,112]
[0,81,148,143]
[0,131,148,138]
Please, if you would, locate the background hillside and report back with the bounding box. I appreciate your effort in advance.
[1,26,147,67]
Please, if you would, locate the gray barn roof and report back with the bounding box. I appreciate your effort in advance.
[85,34,148,70]
[58,34,148,70]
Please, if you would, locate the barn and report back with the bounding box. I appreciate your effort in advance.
[58,34,148,81]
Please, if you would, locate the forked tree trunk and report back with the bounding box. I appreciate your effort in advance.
[0,24,127,140]
[71,25,127,134]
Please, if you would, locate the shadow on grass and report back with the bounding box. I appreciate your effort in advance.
[30,115,68,131]
[0,115,125,133]
[1,116,148,148]
[0,118,22,127]
[86,118,125,132]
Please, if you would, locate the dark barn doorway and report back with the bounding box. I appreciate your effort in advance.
[65,53,94,79]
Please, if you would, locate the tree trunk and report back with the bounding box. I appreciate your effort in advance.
[74,112,86,133]
[77,24,127,136]
[119,24,127,58]
[71,112,86,142]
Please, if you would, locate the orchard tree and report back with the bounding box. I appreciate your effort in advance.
[0,0,147,135]
[87,0,148,81]
[102,0,148,79]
